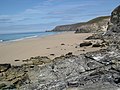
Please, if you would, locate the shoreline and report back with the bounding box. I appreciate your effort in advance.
[0,32,105,65]
[0,31,63,44]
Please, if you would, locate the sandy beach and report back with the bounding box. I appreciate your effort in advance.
[0,32,104,65]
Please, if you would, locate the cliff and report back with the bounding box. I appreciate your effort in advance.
[105,5,120,34]
[52,16,110,33]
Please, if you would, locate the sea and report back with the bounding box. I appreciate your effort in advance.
[0,31,60,43]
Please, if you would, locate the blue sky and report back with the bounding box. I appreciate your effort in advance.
[0,0,120,34]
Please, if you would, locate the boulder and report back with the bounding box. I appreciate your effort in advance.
[92,42,101,47]
[31,56,51,65]
[67,81,79,87]
[80,41,92,47]
[75,28,90,33]
[50,54,55,56]
[66,52,73,56]
[14,59,20,62]
[0,83,7,89]
[61,43,65,45]
[86,33,103,40]
[0,64,11,73]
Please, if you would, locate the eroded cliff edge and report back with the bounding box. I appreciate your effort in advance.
[52,16,110,33]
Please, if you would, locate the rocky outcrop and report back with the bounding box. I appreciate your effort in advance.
[31,56,51,65]
[85,33,104,40]
[80,41,92,47]
[105,5,120,34]
[104,6,120,37]
[0,64,11,73]
[19,48,120,90]
[103,5,120,50]
[52,16,110,33]
[109,6,120,33]
[0,65,30,89]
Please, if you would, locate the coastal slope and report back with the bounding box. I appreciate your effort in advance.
[52,16,110,33]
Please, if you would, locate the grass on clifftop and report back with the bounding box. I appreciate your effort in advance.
[87,16,110,24]
[73,16,110,25]
[52,15,110,31]
[62,16,110,26]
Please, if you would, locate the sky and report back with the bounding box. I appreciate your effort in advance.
[0,0,120,34]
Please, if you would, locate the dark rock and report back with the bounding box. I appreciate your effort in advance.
[0,64,11,73]
[46,48,50,49]
[86,35,99,40]
[82,49,85,51]
[22,59,30,62]
[66,52,73,56]
[111,5,120,25]
[30,65,34,68]
[14,59,20,62]
[75,28,90,33]
[61,43,65,45]
[80,41,92,47]
[114,78,120,84]
[86,33,103,40]
[92,42,101,47]
[67,81,79,87]
[0,83,7,89]
[50,54,55,56]
[5,85,16,89]
[105,5,120,35]
[75,46,78,48]
[51,65,54,69]
[31,56,51,65]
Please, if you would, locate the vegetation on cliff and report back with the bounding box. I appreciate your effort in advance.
[52,16,110,33]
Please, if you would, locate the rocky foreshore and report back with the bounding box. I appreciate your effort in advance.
[0,5,120,90]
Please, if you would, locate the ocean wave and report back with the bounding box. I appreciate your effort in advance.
[0,32,59,43]
[0,40,3,42]
[4,35,38,42]
[23,35,38,39]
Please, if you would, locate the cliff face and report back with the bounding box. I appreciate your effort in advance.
[104,5,120,48]
[106,5,120,34]
[52,16,110,33]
